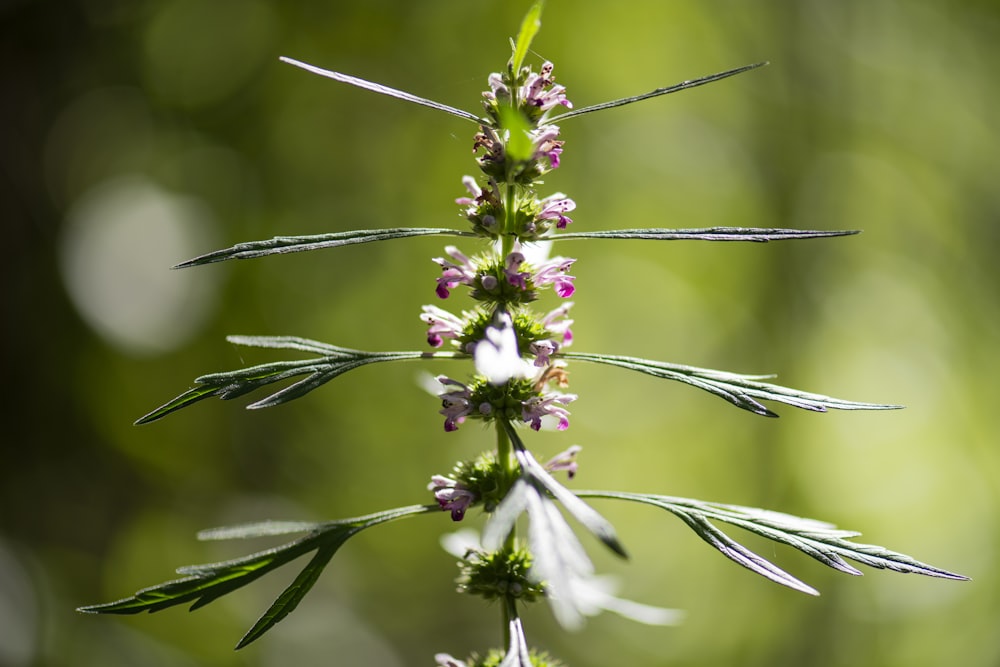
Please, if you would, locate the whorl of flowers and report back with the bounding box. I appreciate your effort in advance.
[426,58,578,439]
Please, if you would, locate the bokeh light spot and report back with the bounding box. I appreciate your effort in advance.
[59,176,221,356]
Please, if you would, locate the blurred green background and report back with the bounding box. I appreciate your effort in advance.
[3,1,998,665]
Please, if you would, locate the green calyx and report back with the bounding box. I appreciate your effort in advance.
[450,451,519,513]
[463,648,564,667]
[457,545,545,603]
[466,376,540,424]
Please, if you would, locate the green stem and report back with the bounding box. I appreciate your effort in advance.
[502,596,514,651]
[502,182,517,258]
[496,420,515,495]
[495,421,518,650]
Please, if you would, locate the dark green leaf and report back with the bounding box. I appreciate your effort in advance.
[547,61,768,123]
[175,227,476,268]
[561,352,902,417]
[135,340,465,424]
[553,227,859,242]
[198,521,323,541]
[236,545,337,649]
[78,505,434,648]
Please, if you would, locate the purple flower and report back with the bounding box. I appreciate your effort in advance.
[456,176,502,236]
[540,302,574,346]
[433,246,477,299]
[531,125,566,171]
[420,305,466,349]
[437,375,473,432]
[522,61,573,112]
[503,250,531,290]
[429,474,477,521]
[522,391,577,431]
[529,339,559,367]
[454,175,482,208]
[533,256,576,298]
[434,654,467,667]
[544,445,582,479]
[537,192,575,229]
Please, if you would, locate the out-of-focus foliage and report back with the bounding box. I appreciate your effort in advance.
[2,1,997,665]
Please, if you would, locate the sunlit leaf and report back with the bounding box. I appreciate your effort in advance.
[547,61,768,123]
[554,227,859,242]
[280,58,484,124]
[175,227,476,268]
[510,1,544,73]
[135,339,465,424]
[577,491,969,593]
[561,352,902,417]
[78,505,434,648]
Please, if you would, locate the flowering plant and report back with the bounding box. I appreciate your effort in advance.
[79,4,966,665]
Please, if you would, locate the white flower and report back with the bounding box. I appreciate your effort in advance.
[474,312,534,385]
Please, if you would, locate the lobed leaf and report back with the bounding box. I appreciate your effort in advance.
[78,505,434,648]
[135,341,465,424]
[561,352,902,417]
[577,491,969,594]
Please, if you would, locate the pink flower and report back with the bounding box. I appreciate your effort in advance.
[428,474,477,521]
[432,246,477,299]
[533,256,576,298]
[437,375,473,432]
[522,391,577,431]
[537,192,575,229]
[420,305,467,349]
[544,445,582,479]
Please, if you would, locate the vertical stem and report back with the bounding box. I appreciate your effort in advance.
[496,418,513,476]
[502,595,513,649]
[495,421,517,648]
[501,182,517,258]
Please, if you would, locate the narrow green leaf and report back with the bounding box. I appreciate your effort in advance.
[236,545,338,649]
[133,386,220,425]
[562,352,902,417]
[198,521,323,541]
[671,508,819,595]
[78,505,435,648]
[226,335,355,356]
[279,59,485,124]
[547,61,768,123]
[577,491,969,592]
[136,345,464,424]
[553,227,860,242]
[174,227,475,268]
[510,1,544,73]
